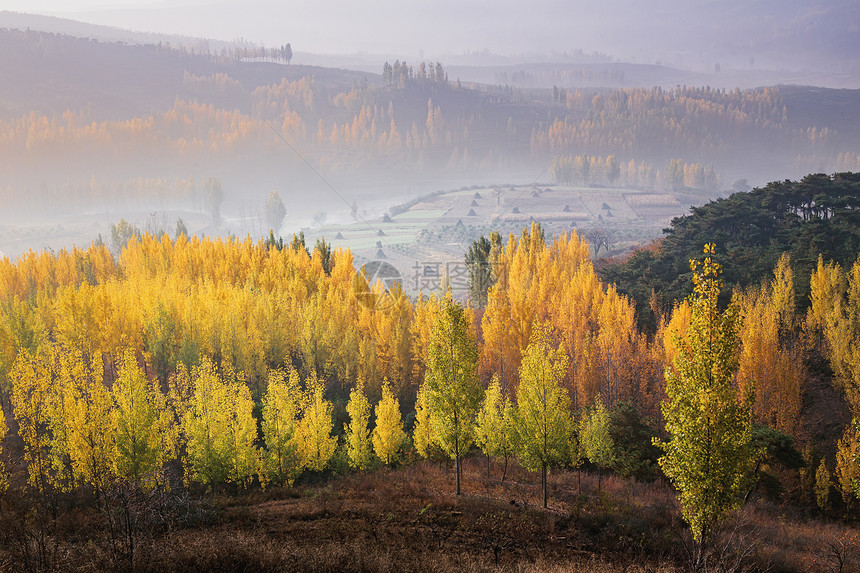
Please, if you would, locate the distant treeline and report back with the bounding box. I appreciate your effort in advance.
[2,29,859,211]
[551,154,719,192]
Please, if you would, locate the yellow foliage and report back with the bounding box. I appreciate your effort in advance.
[262,368,303,485]
[372,379,406,465]
[181,359,258,487]
[809,255,860,412]
[0,396,7,493]
[480,222,643,410]
[61,347,117,494]
[296,371,337,472]
[113,348,173,487]
[836,422,860,505]
[736,254,805,433]
[345,374,372,470]
[10,350,57,493]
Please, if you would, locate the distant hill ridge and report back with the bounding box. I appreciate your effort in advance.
[0,10,232,53]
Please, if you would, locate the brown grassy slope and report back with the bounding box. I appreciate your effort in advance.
[3,456,856,572]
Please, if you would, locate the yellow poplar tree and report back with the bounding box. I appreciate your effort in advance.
[736,254,804,433]
[61,348,117,498]
[372,379,406,465]
[475,374,517,481]
[655,244,755,568]
[297,371,337,472]
[412,385,436,458]
[10,351,55,493]
[816,459,833,511]
[262,368,303,485]
[0,399,7,493]
[836,422,860,507]
[809,255,860,410]
[424,297,482,495]
[579,394,615,490]
[182,359,258,487]
[515,322,573,508]
[113,348,172,488]
[345,374,373,470]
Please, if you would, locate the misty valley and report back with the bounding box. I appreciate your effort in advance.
[0,5,860,573]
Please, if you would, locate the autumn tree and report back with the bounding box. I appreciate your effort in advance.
[264,191,287,234]
[579,395,615,490]
[261,368,303,485]
[515,322,573,508]
[809,254,860,411]
[182,359,258,487]
[10,350,61,494]
[475,374,517,481]
[144,301,179,384]
[736,253,804,433]
[412,385,436,458]
[655,244,755,569]
[62,348,117,500]
[836,422,860,507]
[815,459,833,512]
[296,370,337,472]
[372,379,406,465]
[424,297,482,495]
[345,375,372,470]
[113,348,172,488]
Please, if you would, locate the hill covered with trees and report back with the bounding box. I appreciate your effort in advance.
[598,172,860,331]
[1,174,860,569]
[1,25,859,244]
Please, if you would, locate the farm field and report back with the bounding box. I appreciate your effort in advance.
[306,183,686,295]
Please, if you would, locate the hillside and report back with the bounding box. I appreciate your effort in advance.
[1,174,859,571]
[0,25,375,120]
[597,172,860,331]
[0,19,859,264]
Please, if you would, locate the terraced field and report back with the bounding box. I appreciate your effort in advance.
[305,183,687,297]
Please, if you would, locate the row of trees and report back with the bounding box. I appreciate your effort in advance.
[1,217,859,550]
[550,154,721,192]
[382,61,449,88]
[0,233,440,404]
[5,66,850,215]
[0,221,822,437]
[5,343,406,500]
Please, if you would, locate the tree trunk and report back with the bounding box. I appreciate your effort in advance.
[455,441,461,495]
[694,529,707,571]
[542,462,548,508]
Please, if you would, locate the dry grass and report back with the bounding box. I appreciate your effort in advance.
[0,455,857,572]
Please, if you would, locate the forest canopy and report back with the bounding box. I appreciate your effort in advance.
[598,172,860,330]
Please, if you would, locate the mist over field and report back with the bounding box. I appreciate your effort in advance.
[0,1,858,263]
[3,4,860,572]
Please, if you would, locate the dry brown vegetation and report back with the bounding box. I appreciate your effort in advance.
[1,456,857,572]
